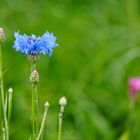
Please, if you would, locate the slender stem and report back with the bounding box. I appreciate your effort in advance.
[5,92,8,115]
[58,116,62,140]
[32,85,39,135]
[31,63,36,71]
[8,91,12,125]
[128,101,135,139]
[2,128,5,140]
[58,106,64,140]
[0,44,9,140]
[36,103,49,140]
[31,63,39,139]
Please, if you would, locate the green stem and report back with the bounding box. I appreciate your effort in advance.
[31,63,36,71]
[58,106,64,140]
[0,44,9,140]
[128,101,135,139]
[2,128,5,140]
[31,63,39,139]
[8,90,12,125]
[36,102,49,140]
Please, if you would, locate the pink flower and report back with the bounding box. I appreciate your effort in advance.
[128,78,140,101]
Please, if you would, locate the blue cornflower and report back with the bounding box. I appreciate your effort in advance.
[13,31,58,57]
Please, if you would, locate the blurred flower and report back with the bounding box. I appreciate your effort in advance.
[13,31,58,56]
[128,78,140,101]
[0,28,5,41]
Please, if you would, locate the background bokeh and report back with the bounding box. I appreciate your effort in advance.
[1,0,140,139]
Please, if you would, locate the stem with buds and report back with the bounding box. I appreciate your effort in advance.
[58,97,67,140]
[30,63,39,139]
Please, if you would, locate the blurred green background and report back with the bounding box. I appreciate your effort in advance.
[1,0,140,139]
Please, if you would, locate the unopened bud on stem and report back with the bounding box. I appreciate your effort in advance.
[59,96,67,118]
[8,87,13,94]
[59,96,67,107]
[58,97,67,140]
[44,101,49,108]
[30,70,39,85]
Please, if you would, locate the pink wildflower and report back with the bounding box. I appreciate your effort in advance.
[128,78,140,101]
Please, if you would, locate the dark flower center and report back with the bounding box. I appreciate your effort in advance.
[27,37,37,44]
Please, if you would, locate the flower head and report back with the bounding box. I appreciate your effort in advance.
[13,31,58,57]
[128,77,140,101]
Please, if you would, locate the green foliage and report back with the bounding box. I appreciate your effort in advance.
[1,0,140,139]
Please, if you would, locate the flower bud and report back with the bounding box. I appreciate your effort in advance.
[44,101,49,108]
[27,53,39,63]
[0,28,5,41]
[8,87,13,94]
[30,70,39,85]
[59,96,67,107]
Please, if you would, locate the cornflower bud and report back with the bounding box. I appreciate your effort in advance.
[30,70,39,85]
[8,87,13,94]
[27,53,39,63]
[59,96,67,107]
[44,101,50,108]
